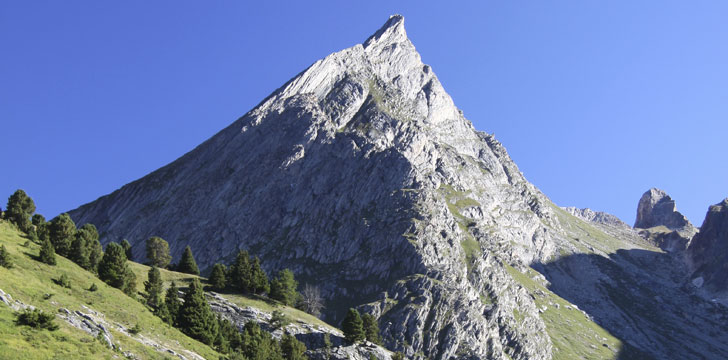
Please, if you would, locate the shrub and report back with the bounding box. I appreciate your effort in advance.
[56,273,71,289]
[88,283,98,292]
[0,244,12,269]
[128,323,142,335]
[15,308,59,330]
[270,310,290,329]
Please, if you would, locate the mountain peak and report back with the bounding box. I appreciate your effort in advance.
[634,187,693,230]
[364,14,408,49]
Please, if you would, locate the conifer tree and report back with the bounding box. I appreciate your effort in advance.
[88,238,103,273]
[270,269,298,306]
[362,313,381,344]
[70,232,90,269]
[177,278,218,345]
[177,246,200,275]
[281,332,308,360]
[32,214,48,242]
[250,256,269,294]
[162,281,181,325]
[5,189,35,233]
[144,266,164,309]
[216,315,243,353]
[228,250,252,292]
[209,263,227,291]
[0,244,13,269]
[48,213,76,257]
[121,239,133,261]
[146,236,172,268]
[39,237,56,265]
[342,308,365,344]
[97,242,136,296]
[241,321,283,359]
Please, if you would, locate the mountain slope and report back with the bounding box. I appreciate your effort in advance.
[67,15,728,359]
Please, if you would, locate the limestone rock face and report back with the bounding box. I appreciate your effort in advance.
[687,198,728,292]
[67,15,728,360]
[564,207,630,230]
[633,188,697,251]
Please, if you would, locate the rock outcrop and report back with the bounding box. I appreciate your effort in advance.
[634,188,697,251]
[564,207,630,230]
[687,198,728,292]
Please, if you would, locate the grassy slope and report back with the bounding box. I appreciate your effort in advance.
[504,264,622,360]
[0,221,221,360]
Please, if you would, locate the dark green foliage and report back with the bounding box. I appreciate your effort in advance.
[129,323,142,335]
[362,313,381,344]
[39,237,56,265]
[97,242,136,296]
[32,214,48,242]
[146,236,171,268]
[216,315,243,354]
[209,263,227,290]
[162,282,181,326]
[15,308,58,331]
[121,239,133,261]
[280,332,308,360]
[250,257,269,295]
[5,189,35,233]
[342,308,365,344]
[0,244,12,268]
[391,352,405,360]
[177,278,218,345]
[270,269,298,306]
[178,246,200,275]
[241,321,283,360]
[270,310,290,330]
[144,266,164,309]
[72,223,99,270]
[88,283,98,292]
[56,273,71,288]
[48,213,76,257]
[88,238,103,273]
[228,250,252,292]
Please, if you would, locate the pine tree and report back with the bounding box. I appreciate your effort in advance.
[70,232,90,269]
[0,244,13,268]
[228,250,252,292]
[177,278,218,345]
[39,237,56,265]
[209,263,227,291]
[216,315,243,353]
[144,266,164,309]
[270,269,298,306]
[88,239,103,273]
[5,189,35,233]
[281,332,308,360]
[342,308,365,344]
[97,242,136,296]
[161,281,181,325]
[250,256,269,294]
[121,239,133,261]
[32,214,48,242]
[146,236,172,268]
[177,246,200,275]
[241,321,283,359]
[48,213,76,257]
[362,313,381,344]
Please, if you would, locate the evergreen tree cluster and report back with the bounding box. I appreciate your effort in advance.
[342,308,381,345]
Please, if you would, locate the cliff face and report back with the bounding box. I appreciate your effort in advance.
[688,198,728,292]
[633,188,697,252]
[68,16,728,359]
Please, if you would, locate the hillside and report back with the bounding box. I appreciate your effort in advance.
[0,220,221,360]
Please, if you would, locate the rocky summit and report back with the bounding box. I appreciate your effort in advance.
[633,188,697,252]
[69,16,728,359]
[688,198,728,293]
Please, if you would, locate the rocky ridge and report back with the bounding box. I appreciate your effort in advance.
[67,15,728,359]
[634,188,697,252]
[687,198,728,294]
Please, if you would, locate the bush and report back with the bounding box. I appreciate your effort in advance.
[128,323,142,335]
[270,310,290,329]
[0,244,12,269]
[15,308,59,330]
[391,352,405,360]
[56,273,71,289]
[88,283,98,292]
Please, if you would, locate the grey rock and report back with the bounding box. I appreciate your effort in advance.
[563,207,630,230]
[687,198,728,292]
[633,188,697,251]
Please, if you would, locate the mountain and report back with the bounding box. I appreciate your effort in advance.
[633,188,697,252]
[68,15,728,359]
[687,198,728,293]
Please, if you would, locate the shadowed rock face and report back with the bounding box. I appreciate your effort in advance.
[688,198,728,292]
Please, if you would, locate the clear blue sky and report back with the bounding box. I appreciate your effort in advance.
[1,1,726,227]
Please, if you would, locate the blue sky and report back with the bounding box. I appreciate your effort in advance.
[1,1,726,226]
